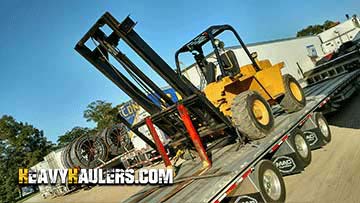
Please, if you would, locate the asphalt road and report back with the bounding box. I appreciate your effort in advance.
[25,92,360,203]
[285,92,360,203]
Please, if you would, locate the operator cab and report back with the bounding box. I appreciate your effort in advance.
[175,25,260,90]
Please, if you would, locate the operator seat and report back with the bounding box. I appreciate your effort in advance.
[220,50,241,76]
[203,62,216,84]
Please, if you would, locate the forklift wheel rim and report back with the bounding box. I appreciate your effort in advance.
[252,99,270,125]
[289,82,303,101]
[294,133,309,159]
[263,169,282,200]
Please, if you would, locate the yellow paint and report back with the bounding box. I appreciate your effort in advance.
[290,81,303,101]
[252,99,270,125]
[175,92,182,100]
[204,58,285,117]
[18,168,29,184]
[68,168,79,184]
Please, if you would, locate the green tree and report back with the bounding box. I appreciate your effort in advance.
[0,115,54,202]
[57,126,91,148]
[83,100,118,131]
[296,20,339,37]
[0,115,18,141]
[323,20,339,30]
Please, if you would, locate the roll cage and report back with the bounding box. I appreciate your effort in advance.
[175,25,260,81]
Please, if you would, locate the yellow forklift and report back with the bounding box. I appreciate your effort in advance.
[76,13,306,168]
[175,25,306,139]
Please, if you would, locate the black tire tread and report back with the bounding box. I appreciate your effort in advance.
[254,160,286,202]
[314,112,332,143]
[231,90,273,140]
[290,128,312,167]
[280,74,306,113]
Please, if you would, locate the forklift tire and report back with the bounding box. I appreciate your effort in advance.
[232,90,274,140]
[314,112,331,143]
[255,160,286,202]
[280,74,306,113]
[290,128,312,167]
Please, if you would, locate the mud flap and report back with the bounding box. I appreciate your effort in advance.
[303,129,327,150]
[300,113,329,149]
[271,140,306,176]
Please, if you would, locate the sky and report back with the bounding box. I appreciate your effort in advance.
[0,0,359,143]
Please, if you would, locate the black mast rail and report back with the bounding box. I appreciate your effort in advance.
[75,40,160,115]
[92,29,175,107]
[100,12,198,98]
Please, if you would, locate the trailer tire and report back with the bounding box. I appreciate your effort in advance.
[290,128,312,167]
[280,74,306,113]
[255,160,286,202]
[314,112,331,143]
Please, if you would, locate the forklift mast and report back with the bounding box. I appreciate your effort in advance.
[75,12,235,150]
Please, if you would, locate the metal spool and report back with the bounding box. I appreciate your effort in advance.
[61,140,76,168]
[66,134,108,168]
[105,123,134,156]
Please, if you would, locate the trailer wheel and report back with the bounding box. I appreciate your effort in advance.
[255,160,286,202]
[314,112,331,143]
[232,90,274,140]
[280,74,306,113]
[290,128,312,167]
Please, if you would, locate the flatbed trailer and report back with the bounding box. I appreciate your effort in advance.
[75,13,360,203]
[124,70,360,203]
[95,148,167,170]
